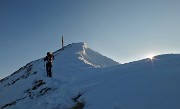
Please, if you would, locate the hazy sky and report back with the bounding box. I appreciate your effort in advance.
[1,0,180,78]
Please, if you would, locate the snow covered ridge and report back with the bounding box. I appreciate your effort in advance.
[76,42,119,67]
[0,42,119,109]
[53,42,119,68]
[1,43,180,109]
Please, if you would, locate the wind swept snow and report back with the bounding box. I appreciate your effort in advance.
[0,43,180,109]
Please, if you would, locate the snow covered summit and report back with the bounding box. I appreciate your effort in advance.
[0,43,180,109]
[0,42,119,109]
[53,42,119,69]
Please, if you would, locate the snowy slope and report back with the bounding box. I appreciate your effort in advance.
[0,42,119,109]
[82,54,180,109]
[0,43,180,109]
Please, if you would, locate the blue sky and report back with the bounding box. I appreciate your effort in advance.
[1,0,180,78]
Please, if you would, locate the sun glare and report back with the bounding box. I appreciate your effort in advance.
[147,54,155,60]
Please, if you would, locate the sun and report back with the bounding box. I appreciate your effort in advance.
[147,54,155,60]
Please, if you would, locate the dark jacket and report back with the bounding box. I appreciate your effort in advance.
[44,54,54,63]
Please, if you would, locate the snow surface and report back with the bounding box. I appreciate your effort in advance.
[0,42,180,109]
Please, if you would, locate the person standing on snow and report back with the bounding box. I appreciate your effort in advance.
[44,52,54,77]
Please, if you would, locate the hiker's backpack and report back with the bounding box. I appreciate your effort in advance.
[45,52,54,63]
[47,54,53,63]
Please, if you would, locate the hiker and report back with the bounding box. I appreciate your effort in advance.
[44,52,54,77]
